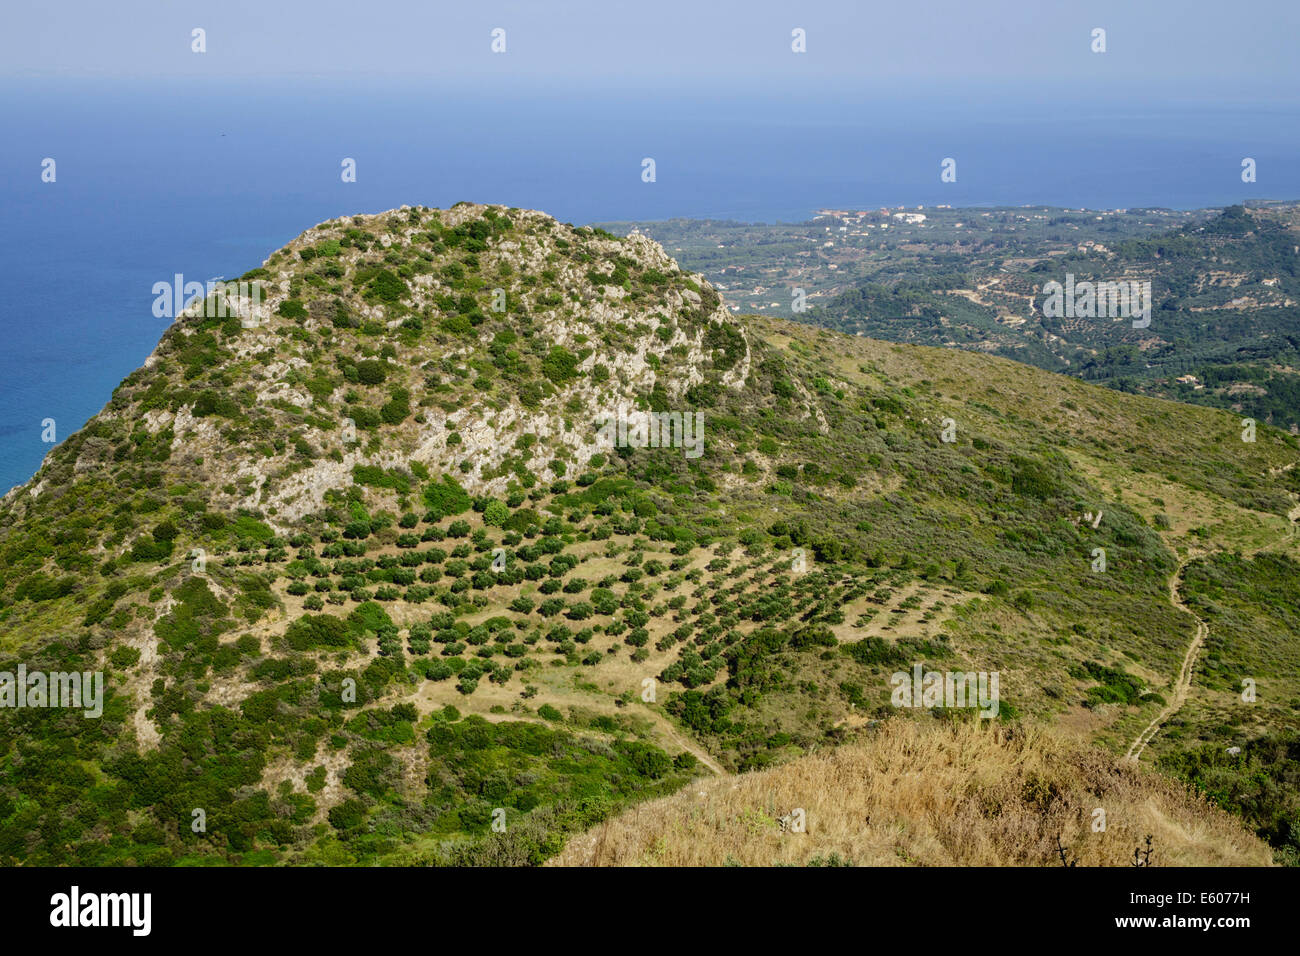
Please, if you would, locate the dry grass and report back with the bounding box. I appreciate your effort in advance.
[550,718,1273,867]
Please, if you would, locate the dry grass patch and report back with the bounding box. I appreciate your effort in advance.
[550,718,1272,867]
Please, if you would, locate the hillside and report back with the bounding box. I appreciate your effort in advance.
[1,203,1298,866]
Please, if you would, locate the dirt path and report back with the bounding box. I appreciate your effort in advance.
[1126,498,1300,762]
[479,705,726,776]
[1124,558,1205,762]
[640,705,726,776]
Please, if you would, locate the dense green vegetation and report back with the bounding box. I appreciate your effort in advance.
[1160,732,1300,865]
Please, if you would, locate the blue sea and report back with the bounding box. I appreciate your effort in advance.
[2,76,1299,493]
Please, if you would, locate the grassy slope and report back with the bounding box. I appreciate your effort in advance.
[550,718,1273,867]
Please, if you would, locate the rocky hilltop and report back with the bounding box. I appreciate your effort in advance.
[6,203,751,527]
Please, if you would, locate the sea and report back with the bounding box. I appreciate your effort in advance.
[2,76,1298,493]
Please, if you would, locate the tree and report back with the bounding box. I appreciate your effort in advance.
[483,500,510,527]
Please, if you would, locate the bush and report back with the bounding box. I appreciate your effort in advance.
[424,476,472,518]
[285,614,352,650]
[381,390,410,424]
[109,646,141,668]
[367,269,407,302]
[328,799,366,830]
[356,359,387,385]
[483,500,510,527]
[541,346,579,384]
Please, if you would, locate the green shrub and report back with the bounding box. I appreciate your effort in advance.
[285,614,352,650]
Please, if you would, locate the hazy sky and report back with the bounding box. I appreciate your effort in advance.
[3,0,1298,98]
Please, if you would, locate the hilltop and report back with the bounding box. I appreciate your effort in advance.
[1,204,1297,866]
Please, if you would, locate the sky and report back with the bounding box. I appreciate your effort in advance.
[2,0,1298,101]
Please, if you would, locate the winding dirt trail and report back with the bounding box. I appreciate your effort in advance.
[1124,558,1205,761]
[1125,500,1300,762]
